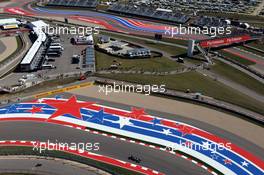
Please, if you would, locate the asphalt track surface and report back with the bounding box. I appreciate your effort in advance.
[0,122,210,175]
[0,40,6,53]
[0,158,100,175]
[5,0,205,39]
[1,1,264,174]
[2,92,262,174]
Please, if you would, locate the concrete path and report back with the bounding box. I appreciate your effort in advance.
[0,40,6,53]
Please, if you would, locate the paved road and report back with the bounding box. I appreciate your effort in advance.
[0,40,6,53]
[0,33,31,78]
[0,122,210,175]
[0,157,104,175]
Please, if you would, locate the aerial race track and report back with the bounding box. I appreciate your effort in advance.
[3,0,264,65]
[0,96,264,175]
[0,1,264,174]
[3,0,206,39]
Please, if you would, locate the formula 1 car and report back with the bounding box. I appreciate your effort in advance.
[128,155,141,163]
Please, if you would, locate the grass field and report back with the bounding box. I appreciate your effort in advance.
[95,31,264,115]
[95,32,187,72]
[211,60,264,96]
[237,46,264,57]
[95,51,184,71]
[96,72,264,115]
[247,42,264,51]
[219,51,256,65]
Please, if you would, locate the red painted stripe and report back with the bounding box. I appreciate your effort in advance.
[4,7,33,16]
[126,19,167,30]
[69,16,114,30]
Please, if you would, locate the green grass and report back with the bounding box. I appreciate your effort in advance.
[219,51,256,65]
[0,147,142,175]
[97,31,205,65]
[95,31,188,72]
[95,51,183,72]
[237,46,264,57]
[96,72,264,115]
[247,42,264,51]
[211,60,264,95]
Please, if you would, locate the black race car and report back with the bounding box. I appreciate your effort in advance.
[128,155,141,163]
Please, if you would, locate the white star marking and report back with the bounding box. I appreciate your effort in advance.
[116,117,133,129]
[162,129,172,135]
[241,161,249,167]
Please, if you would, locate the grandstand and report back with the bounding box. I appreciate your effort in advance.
[131,0,259,14]
[193,16,264,36]
[193,16,229,28]
[108,3,190,24]
[47,0,99,8]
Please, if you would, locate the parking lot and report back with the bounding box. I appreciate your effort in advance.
[0,33,88,87]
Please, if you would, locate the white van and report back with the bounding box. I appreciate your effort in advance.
[42,64,56,69]
[49,45,64,51]
[22,74,35,80]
